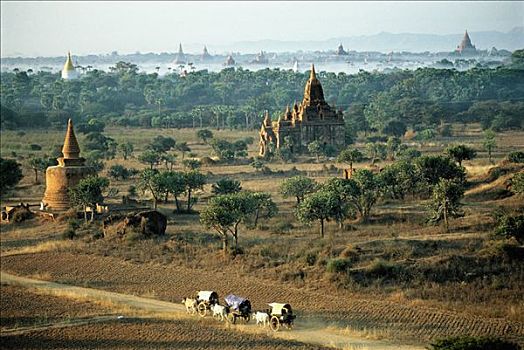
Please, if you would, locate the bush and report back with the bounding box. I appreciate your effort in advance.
[11,209,32,223]
[326,258,352,273]
[428,336,521,350]
[366,259,399,278]
[62,228,76,240]
[29,144,42,151]
[495,213,524,243]
[507,151,524,163]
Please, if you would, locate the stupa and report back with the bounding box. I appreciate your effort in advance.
[201,46,212,61]
[61,52,79,80]
[174,43,187,64]
[455,30,477,54]
[42,119,94,210]
[336,43,348,56]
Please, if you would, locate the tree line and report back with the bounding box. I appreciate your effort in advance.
[1,50,523,134]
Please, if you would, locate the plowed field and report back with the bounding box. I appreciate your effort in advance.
[3,251,523,345]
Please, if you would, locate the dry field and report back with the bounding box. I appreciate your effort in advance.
[1,126,523,348]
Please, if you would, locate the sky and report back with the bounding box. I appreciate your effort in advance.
[1,1,523,57]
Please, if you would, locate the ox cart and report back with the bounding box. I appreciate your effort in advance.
[268,303,295,331]
[196,291,219,317]
[225,294,252,324]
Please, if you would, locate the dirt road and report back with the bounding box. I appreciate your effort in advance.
[1,271,423,350]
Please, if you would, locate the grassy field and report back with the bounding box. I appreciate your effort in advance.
[1,125,523,347]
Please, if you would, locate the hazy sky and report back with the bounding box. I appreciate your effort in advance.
[1,1,523,57]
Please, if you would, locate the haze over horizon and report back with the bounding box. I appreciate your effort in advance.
[1,1,523,57]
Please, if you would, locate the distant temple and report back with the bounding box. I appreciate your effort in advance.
[201,46,212,61]
[455,30,477,54]
[336,43,348,56]
[61,52,79,80]
[174,43,187,64]
[224,55,236,66]
[42,119,94,210]
[259,64,345,156]
[251,51,268,64]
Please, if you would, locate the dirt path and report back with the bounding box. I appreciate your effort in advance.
[1,271,423,350]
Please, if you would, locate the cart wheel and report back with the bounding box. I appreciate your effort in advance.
[227,313,236,324]
[197,302,207,317]
[270,316,280,332]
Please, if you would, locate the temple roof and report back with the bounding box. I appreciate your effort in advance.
[302,64,326,106]
[63,52,75,72]
[62,119,81,159]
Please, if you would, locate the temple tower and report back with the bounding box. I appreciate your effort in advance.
[174,43,187,64]
[42,119,94,210]
[201,46,212,61]
[61,52,79,80]
[456,30,477,54]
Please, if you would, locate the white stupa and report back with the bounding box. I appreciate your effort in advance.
[61,52,79,80]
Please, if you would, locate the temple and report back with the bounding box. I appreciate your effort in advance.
[42,119,94,210]
[174,43,187,64]
[224,55,236,66]
[201,46,212,61]
[455,30,477,54]
[61,52,79,80]
[336,43,348,56]
[259,64,345,156]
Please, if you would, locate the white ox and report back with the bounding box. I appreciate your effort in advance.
[252,311,270,327]
[182,297,197,314]
[212,304,228,322]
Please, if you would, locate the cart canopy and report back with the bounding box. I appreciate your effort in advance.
[268,303,292,315]
[197,291,219,302]
[225,294,249,310]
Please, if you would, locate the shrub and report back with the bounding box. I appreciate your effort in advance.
[428,336,521,350]
[29,144,42,151]
[62,228,76,240]
[366,259,399,278]
[495,213,524,243]
[507,151,524,163]
[326,258,352,273]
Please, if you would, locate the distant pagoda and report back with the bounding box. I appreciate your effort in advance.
[201,46,212,61]
[455,30,477,54]
[61,51,79,80]
[224,54,236,66]
[174,43,187,64]
[336,43,348,56]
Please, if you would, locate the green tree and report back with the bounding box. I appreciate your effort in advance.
[184,170,206,212]
[250,192,278,227]
[345,169,381,222]
[0,158,23,196]
[386,136,401,161]
[200,192,257,254]
[250,157,265,172]
[163,171,186,211]
[445,144,477,166]
[494,212,524,244]
[28,157,54,183]
[182,158,201,170]
[138,150,162,169]
[118,141,134,160]
[138,169,166,210]
[366,142,387,164]
[196,129,213,144]
[507,151,524,164]
[147,135,176,153]
[337,147,364,176]
[427,179,464,232]
[296,190,339,237]
[482,130,497,163]
[307,140,323,162]
[416,155,466,189]
[175,141,191,159]
[68,175,109,222]
[320,177,356,228]
[212,178,242,195]
[511,172,524,195]
[279,176,318,205]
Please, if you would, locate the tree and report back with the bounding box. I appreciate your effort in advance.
[250,157,265,172]
[163,171,186,212]
[416,155,466,189]
[210,139,235,162]
[494,212,524,244]
[320,177,356,228]
[279,176,317,205]
[482,130,496,163]
[175,142,191,159]
[427,179,464,232]
[28,157,55,183]
[445,144,477,166]
[507,151,524,164]
[184,170,206,212]
[200,192,257,255]
[0,158,23,196]
[250,192,278,227]
[337,147,363,176]
[138,169,166,210]
[296,190,339,237]
[108,165,137,180]
[147,135,176,153]
[307,140,323,162]
[68,175,109,222]
[386,136,401,161]
[378,160,422,199]
[344,169,381,222]
[138,150,162,169]
[118,141,134,160]
[366,142,387,164]
[212,178,242,195]
[182,159,201,170]
[196,129,213,144]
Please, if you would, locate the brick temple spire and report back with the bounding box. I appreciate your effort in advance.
[62,119,81,159]
[303,64,326,106]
